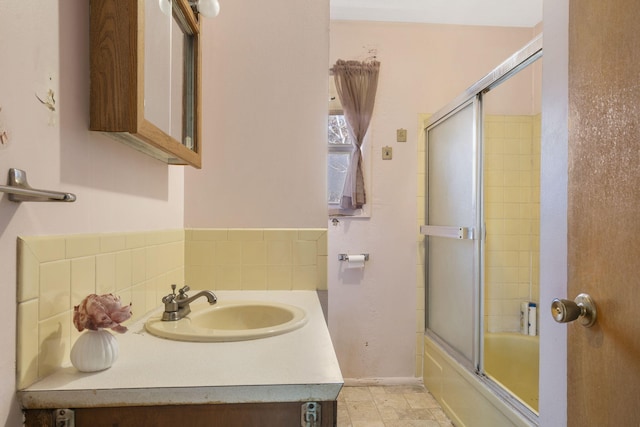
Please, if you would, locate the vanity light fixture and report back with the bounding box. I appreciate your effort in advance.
[159,0,220,17]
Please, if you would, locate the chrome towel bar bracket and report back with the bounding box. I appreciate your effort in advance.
[0,168,76,202]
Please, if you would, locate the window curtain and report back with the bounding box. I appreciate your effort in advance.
[331,59,380,210]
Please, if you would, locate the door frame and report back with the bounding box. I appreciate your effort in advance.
[538,0,569,425]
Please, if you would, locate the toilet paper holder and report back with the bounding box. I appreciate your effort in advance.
[338,253,369,261]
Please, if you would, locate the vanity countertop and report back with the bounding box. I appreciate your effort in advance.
[19,291,343,409]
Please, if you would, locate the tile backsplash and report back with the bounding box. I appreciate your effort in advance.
[185,228,327,292]
[16,228,327,389]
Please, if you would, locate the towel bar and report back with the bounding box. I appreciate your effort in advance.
[0,168,76,202]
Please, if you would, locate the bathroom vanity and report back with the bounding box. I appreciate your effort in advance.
[19,291,343,426]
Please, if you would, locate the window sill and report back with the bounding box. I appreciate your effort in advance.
[328,206,370,219]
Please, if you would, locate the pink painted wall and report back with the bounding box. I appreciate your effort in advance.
[183,0,330,228]
[0,1,184,423]
[328,21,538,380]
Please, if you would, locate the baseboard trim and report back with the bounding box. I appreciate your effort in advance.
[343,377,423,387]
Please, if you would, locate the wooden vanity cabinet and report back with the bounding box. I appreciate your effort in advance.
[24,400,337,427]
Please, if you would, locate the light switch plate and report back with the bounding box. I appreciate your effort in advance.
[382,146,393,160]
[396,128,407,142]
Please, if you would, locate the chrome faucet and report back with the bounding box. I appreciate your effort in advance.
[161,284,217,321]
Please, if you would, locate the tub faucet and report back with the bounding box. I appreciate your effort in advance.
[161,284,217,321]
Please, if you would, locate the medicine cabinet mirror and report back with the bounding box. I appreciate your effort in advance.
[90,0,202,168]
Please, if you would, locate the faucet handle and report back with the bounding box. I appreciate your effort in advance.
[162,294,176,304]
[177,285,190,300]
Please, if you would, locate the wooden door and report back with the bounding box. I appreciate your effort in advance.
[567,0,640,425]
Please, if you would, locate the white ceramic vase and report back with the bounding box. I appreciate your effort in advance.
[70,329,119,372]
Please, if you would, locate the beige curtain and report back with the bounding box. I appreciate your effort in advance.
[331,59,380,210]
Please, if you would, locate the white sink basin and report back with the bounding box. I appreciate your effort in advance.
[145,300,308,342]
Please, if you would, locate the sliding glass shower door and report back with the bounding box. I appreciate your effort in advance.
[424,100,481,366]
[423,35,542,417]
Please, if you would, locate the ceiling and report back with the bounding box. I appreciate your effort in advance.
[330,0,543,28]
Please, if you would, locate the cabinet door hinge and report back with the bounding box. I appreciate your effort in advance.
[54,408,75,427]
[301,402,321,427]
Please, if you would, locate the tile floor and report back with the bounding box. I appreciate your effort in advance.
[337,385,454,427]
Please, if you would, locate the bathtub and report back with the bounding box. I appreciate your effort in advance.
[424,333,538,427]
[484,333,539,412]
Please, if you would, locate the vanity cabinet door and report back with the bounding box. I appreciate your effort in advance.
[24,401,337,427]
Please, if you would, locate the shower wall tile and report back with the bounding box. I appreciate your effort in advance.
[484,114,541,333]
[415,113,430,378]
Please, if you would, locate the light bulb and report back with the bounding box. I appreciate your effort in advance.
[196,0,220,17]
[159,0,172,16]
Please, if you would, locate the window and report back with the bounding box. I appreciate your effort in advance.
[328,113,352,206]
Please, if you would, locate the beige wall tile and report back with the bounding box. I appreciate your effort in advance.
[189,229,228,241]
[115,251,132,291]
[293,266,317,290]
[38,312,71,380]
[24,236,65,263]
[267,240,292,265]
[66,235,100,259]
[145,246,159,280]
[96,253,116,294]
[39,260,71,320]
[17,300,39,389]
[294,241,317,266]
[146,229,184,245]
[71,257,96,306]
[145,280,159,312]
[17,239,40,302]
[185,265,216,290]
[186,240,213,266]
[316,256,327,291]
[241,266,267,290]
[131,248,146,285]
[100,234,127,253]
[215,241,242,265]
[242,241,267,265]
[266,266,293,290]
[228,229,264,241]
[166,268,184,289]
[130,283,147,322]
[216,265,242,290]
[298,229,325,240]
[125,232,147,249]
[164,241,184,272]
[317,232,328,256]
[263,229,297,241]
[18,227,333,388]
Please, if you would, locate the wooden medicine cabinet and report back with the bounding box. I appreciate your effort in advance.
[90,0,202,168]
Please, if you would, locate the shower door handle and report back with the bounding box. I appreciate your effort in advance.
[551,293,597,327]
[420,225,474,240]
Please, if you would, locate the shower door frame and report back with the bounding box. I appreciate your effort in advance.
[423,34,543,416]
[424,97,483,373]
